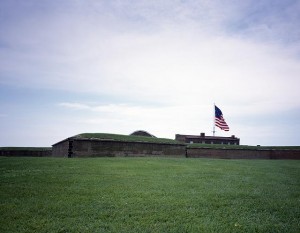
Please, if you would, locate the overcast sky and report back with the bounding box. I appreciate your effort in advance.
[1,0,300,146]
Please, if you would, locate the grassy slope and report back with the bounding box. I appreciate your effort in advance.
[0,157,299,233]
[75,133,182,144]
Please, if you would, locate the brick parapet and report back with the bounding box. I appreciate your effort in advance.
[186,147,300,159]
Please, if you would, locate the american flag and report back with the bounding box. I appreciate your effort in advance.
[215,105,230,131]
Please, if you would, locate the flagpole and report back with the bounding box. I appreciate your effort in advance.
[213,103,216,136]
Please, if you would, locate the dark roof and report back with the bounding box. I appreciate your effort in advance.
[177,134,239,140]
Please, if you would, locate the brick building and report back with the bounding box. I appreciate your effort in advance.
[175,133,240,145]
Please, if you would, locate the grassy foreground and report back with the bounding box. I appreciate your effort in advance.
[0,157,299,233]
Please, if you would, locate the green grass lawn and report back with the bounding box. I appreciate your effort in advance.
[0,157,299,233]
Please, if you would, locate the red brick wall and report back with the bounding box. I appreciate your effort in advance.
[0,149,52,157]
[52,140,69,157]
[71,139,186,158]
[186,148,300,159]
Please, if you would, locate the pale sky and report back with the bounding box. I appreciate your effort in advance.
[1,0,300,146]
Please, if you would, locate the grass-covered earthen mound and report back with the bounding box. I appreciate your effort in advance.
[74,133,183,145]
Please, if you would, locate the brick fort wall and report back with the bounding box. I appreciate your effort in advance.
[52,139,186,158]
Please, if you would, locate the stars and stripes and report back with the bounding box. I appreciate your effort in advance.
[215,105,230,131]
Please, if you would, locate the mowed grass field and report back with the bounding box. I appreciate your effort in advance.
[0,157,299,233]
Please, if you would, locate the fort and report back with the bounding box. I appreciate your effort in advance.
[1,131,300,159]
[51,132,186,158]
[50,131,299,159]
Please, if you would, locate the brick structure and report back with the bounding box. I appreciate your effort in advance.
[0,148,52,157]
[50,133,299,159]
[186,147,300,159]
[52,137,186,158]
[175,133,240,145]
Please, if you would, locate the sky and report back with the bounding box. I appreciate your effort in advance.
[0,0,300,147]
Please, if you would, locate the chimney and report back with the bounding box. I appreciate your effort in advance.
[200,133,205,137]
